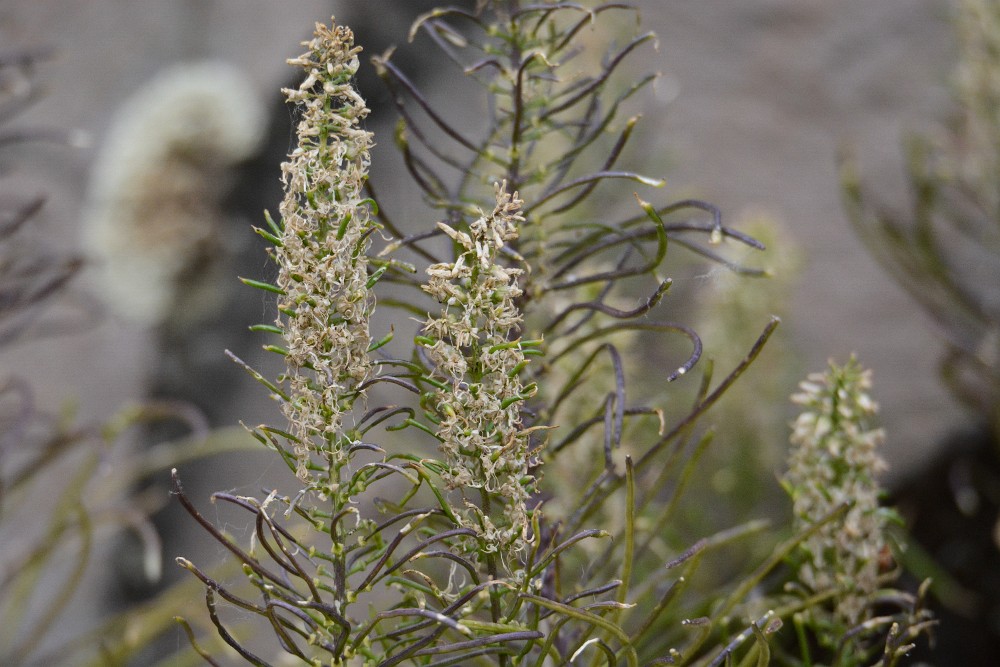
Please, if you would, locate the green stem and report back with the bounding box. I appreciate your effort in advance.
[480,487,507,667]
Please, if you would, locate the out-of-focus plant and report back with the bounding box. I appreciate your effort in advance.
[693,211,801,519]
[78,59,269,603]
[842,0,1000,437]
[0,44,93,665]
[840,1,1000,658]
[0,46,262,666]
[82,60,265,332]
[172,3,930,665]
[0,395,254,665]
[0,46,84,348]
[780,357,935,665]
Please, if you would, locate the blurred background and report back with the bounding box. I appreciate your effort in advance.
[0,0,962,479]
[0,0,976,662]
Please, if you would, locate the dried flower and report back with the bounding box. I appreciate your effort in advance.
[783,356,890,627]
[421,181,539,559]
[275,20,377,482]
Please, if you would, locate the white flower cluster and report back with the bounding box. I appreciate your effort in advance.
[421,182,538,557]
[783,357,889,627]
[83,61,265,328]
[276,20,376,482]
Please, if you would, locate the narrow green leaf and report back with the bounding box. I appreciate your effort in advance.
[367,330,394,352]
[365,265,387,289]
[253,226,283,246]
[240,277,286,295]
[263,209,282,237]
[419,375,450,391]
[521,594,638,667]
[226,350,288,402]
[507,359,529,377]
[260,425,300,443]
[500,395,523,409]
[619,456,636,607]
[402,418,439,438]
[751,615,774,667]
[336,211,353,240]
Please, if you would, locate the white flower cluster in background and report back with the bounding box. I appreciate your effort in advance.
[82,61,265,328]
[783,356,890,627]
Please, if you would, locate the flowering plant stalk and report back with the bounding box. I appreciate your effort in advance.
[268,20,378,488]
[781,358,934,665]
[173,4,931,665]
[420,182,538,566]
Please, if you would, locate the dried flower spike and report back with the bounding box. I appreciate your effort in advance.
[783,356,890,628]
[275,19,377,482]
[421,181,539,561]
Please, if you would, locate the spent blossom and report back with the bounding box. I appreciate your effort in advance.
[783,356,890,628]
[420,182,539,560]
[275,19,376,482]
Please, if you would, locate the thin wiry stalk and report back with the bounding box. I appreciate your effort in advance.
[204,589,273,667]
[544,278,671,334]
[172,472,296,594]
